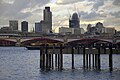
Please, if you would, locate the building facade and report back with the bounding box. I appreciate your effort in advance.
[41,7,52,33]
[21,21,28,32]
[59,27,85,35]
[35,22,42,32]
[9,20,18,31]
[69,12,80,28]
[102,27,115,34]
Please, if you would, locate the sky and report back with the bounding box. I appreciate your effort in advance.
[0,0,120,32]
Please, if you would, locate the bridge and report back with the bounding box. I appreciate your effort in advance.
[0,36,120,47]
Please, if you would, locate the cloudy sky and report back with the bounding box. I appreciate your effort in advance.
[0,0,120,32]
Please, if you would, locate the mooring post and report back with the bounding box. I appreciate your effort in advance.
[83,47,86,69]
[109,46,113,72]
[71,46,75,69]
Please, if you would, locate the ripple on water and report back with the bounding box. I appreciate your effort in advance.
[0,47,120,80]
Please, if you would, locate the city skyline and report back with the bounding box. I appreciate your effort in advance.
[0,0,120,32]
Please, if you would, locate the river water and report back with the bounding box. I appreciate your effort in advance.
[0,47,120,80]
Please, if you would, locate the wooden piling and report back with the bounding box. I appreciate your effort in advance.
[86,53,88,69]
[98,47,101,70]
[55,45,58,69]
[77,46,80,54]
[42,46,45,71]
[58,47,60,70]
[89,54,91,69]
[109,47,113,72]
[95,54,98,69]
[83,47,86,69]
[92,53,95,69]
[60,44,63,71]
[40,47,43,69]
[71,47,74,69]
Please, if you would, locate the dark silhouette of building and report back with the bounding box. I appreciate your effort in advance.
[21,21,28,32]
[69,12,80,28]
[0,27,12,32]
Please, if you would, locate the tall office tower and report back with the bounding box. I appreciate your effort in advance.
[9,20,18,31]
[41,7,52,33]
[69,12,80,28]
[21,21,28,32]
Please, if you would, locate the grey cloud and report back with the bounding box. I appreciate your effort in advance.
[104,18,120,28]
[110,11,120,18]
[92,0,104,11]
[56,0,84,5]
[113,0,120,6]
[80,11,102,21]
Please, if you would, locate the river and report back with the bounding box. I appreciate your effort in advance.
[0,47,120,80]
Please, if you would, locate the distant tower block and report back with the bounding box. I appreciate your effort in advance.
[21,21,28,32]
[9,20,18,31]
[69,13,80,28]
[41,6,52,33]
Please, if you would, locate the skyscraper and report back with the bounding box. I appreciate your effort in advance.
[41,7,52,33]
[9,20,18,31]
[69,12,80,28]
[21,21,28,32]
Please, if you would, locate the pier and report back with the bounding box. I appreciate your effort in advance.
[38,38,120,72]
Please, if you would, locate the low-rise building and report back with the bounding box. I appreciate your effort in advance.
[102,27,115,34]
[59,27,85,35]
